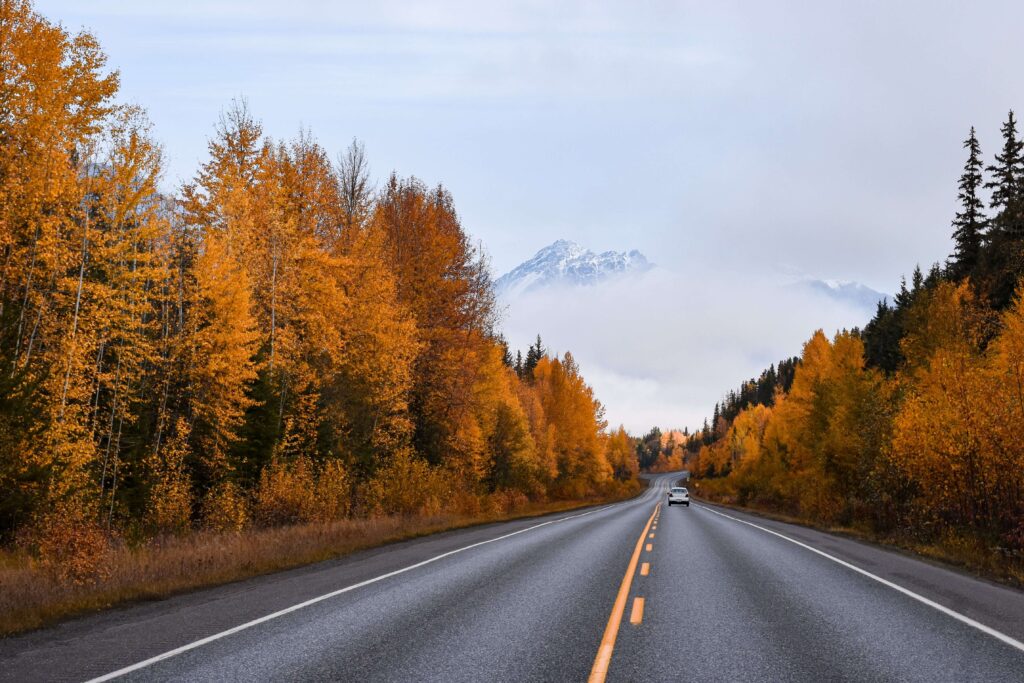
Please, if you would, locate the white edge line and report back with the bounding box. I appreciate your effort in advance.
[694,503,1024,654]
[85,488,665,683]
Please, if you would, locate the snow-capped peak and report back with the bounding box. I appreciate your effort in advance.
[495,240,652,297]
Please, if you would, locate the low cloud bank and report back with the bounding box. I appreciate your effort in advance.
[499,265,876,433]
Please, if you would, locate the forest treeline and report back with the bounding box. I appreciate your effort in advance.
[0,0,637,570]
[689,111,1024,565]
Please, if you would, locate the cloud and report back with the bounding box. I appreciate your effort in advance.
[500,264,874,433]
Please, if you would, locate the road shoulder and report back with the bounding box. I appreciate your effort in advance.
[692,499,1024,645]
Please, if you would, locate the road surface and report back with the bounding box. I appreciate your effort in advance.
[2,472,1023,681]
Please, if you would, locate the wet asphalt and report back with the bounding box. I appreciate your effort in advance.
[2,473,1023,682]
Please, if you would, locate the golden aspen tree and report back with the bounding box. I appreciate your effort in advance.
[325,224,418,473]
[512,375,559,484]
[532,353,612,497]
[985,283,1024,542]
[0,0,118,531]
[459,340,543,496]
[755,329,886,520]
[185,231,259,481]
[180,102,268,480]
[267,135,349,444]
[86,108,170,526]
[369,176,496,479]
[726,404,785,505]
[893,282,1008,534]
[605,426,639,481]
[145,417,192,535]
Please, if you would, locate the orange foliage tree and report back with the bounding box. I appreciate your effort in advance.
[0,0,637,568]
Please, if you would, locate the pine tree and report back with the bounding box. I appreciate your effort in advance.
[979,111,1024,308]
[949,127,986,279]
[985,111,1023,222]
[523,334,544,378]
[911,265,924,293]
[863,299,902,373]
[496,335,513,367]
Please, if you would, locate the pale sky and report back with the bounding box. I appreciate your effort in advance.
[37,0,1024,431]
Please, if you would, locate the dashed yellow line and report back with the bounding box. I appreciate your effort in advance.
[587,504,659,683]
[648,533,655,539]
[645,543,652,552]
[630,597,645,625]
[640,562,650,576]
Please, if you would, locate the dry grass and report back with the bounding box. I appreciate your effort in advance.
[0,486,640,637]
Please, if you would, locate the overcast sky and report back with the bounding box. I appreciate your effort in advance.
[38,0,1024,431]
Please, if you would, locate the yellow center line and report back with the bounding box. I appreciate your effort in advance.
[649,533,655,539]
[587,503,659,683]
[640,562,650,576]
[645,543,652,552]
[630,597,645,625]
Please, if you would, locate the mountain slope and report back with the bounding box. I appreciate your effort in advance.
[800,279,890,311]
[495,240,652,297]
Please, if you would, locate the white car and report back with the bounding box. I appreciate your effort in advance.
[667,487,690,506]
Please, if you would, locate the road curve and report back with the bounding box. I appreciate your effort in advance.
[2,472,1023,682]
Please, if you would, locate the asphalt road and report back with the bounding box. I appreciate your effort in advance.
[3,472,1024,682]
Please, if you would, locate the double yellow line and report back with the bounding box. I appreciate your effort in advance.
[587,503,660,683]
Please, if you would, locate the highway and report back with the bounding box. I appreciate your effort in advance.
[2,472,1024,681]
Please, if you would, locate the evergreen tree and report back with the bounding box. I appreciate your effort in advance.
[979,111,1024,309]
[863,299,902,373]
[894,275,911,310]
[911,264,924,293]
[523,334,544,378]
[496,335,513,368]
[985,110,1023,223]
[634,426,662,470]
[949,127,986,279]
[777,357,799,392]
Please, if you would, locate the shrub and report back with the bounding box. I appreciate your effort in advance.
[145,418,193,536]
[20,500,112,586]
[253,457,316,527]
[361,450,450,516]
[312,460,350,522]
[201,481,249,533]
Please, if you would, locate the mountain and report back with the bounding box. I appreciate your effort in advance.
[495,239,652,297]
[800,279,890,311]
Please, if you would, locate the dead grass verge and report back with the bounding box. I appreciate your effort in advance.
[0,486,641,637]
